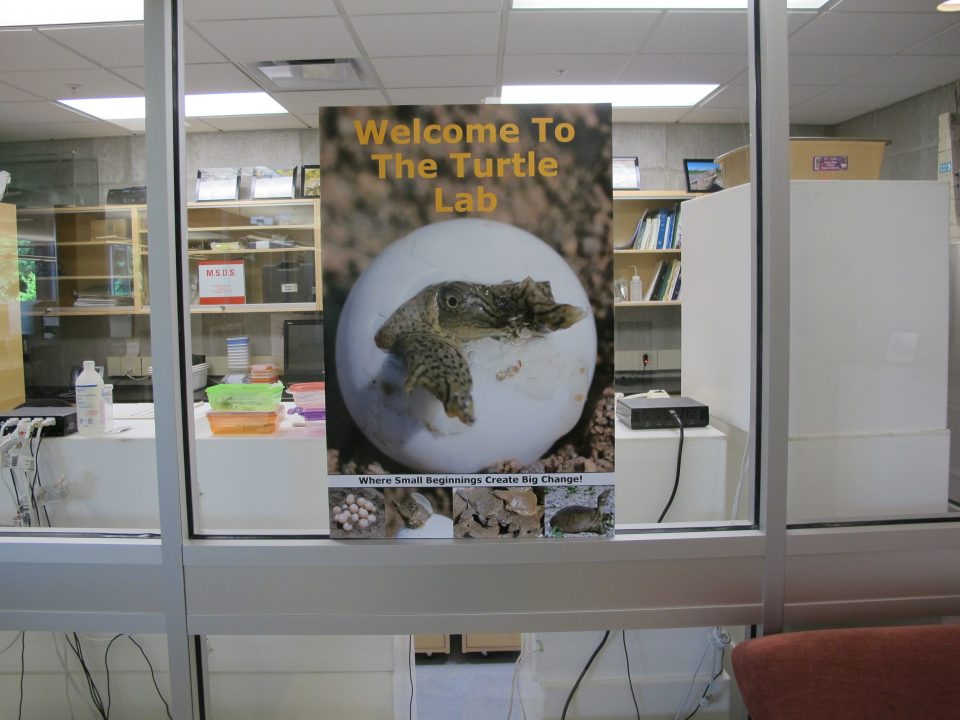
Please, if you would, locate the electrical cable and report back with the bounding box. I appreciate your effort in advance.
[560,630,610,720]
[0,630,24,656]
[622,631,642,720]
[671,643,711,720]
[64,633,107,720]
[104,634,124,718]
[30,431,51,526]
[408,635,414,720]
[124,635,173,720]
[657,411,685,523]
[506,646,538,720]
[19,631,25,720]
[679,648,726,720]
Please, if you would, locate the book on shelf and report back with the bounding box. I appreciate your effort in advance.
[645,260,665,301]
[663,260,681,300]
[655,208,669,249]
[671,272,682,301]
[616,209,648,250]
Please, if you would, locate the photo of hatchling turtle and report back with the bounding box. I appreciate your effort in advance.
[375,277,586,425]
[544,486,614,537]
[453,486,544,538]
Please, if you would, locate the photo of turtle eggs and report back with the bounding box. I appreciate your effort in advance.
[453,487,545,539]
[544,486,614,538]
[329,488,385,538]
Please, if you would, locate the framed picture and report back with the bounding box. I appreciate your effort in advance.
[196,168,240,202]
[684,159,723,193]
[300,165,322,198]
[251,167,297,200]
[612,156,641,190]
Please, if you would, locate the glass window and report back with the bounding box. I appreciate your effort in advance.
[0,5,164,532]
[781,0,960,524]
[179,0,759,537]
[0,630,169,719]
[203,628,746,720]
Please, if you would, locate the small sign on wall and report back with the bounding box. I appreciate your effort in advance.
[199,260,245,304]
[813,155,848,172]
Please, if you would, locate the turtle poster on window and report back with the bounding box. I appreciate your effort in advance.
[320,104,614,539]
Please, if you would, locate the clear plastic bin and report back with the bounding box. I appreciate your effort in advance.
[205,382,283,411]
[207,407,284,435]
[288,382,325,410]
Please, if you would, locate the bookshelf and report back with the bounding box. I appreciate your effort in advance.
[613,190,693,306]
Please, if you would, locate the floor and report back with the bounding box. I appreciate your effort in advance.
[415,637,520,720]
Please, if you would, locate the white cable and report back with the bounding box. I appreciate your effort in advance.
[671,642,712,720]
[729,434,751,521]
[506,648,538,720]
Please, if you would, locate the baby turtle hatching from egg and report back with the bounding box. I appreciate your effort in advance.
[374,277,587,425]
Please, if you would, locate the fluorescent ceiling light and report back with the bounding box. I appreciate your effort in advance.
[937,0,960,11]
[500,84,717,107]
[59,93,288,120]
[0,0,142,27]
[513,1,829,9]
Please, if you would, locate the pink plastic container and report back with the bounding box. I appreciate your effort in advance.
[289,382,325,410]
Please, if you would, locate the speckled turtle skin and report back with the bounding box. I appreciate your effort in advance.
[551,489,613,534]
[374,277,586,425]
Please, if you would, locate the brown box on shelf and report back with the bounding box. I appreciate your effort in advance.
[716,137,890,188]
[90,217,130,240]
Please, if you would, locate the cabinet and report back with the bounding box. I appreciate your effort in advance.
[0,203,25,409]
[16,198,322,316]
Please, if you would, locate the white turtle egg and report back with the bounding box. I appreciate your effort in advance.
[342,522,353,531]
[359,518,370,529]
[332,506,342,515]
[359,508,369,518]
[349,503,359,513]
[351,513,359,522]
[368,513,377,523]
[345,494,355,505]
[336,218,596,473]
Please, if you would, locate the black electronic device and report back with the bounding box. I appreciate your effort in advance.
[283,318,324,384]
[0,407,78,436]
[106,186,147,204]
[616,396,709,430]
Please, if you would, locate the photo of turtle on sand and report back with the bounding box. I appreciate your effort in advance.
[453,486,544,538]
[545,486,614,538]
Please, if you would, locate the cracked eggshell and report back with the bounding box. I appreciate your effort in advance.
[336,218,596,473]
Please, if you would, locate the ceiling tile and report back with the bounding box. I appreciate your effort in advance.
[679,107,751,124]
[612,107,688,123]
[507,11,660,55]
[353,13,500,57]
[788,106,873,125]
[842,55,960,87]
[641,12,748,54]
[0,100,92,124]
[273,89,387,114]
[789,12,960,55]
[902,22,960,55]
[185,0,339,20]
[1,120,132,140]
[789,85,835,106]
[502,54,633,85]
[387,87,494,105]
[0,81,38,102]
[200,115,309,131]
[0,69,142,101]
[185,119,222,133]
[41,25,144,68]
[796,84,929,109]
[185,27,228,63]
[698,84,827,110]
[0,29,96,72]
[787,10,817,35]
[191,17,357,63]
[831,0,944,11]
[620,54,747,84]
[107,117,221,133]
[341,0,501,13]
[373,55,497,88]
[183,64,262,93]
[788,54,886,84]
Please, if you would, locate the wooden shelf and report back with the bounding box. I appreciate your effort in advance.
[23,306,144,317]
[613,190,695,201]
[57,239,133,246]
[615,248,681,255]
[185,302,319,314]
[615,301,681,308]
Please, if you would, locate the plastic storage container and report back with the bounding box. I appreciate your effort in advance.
[261,261,315,303]
[288,381,325,410]
[207,407,284,435]
[290,407,326,437]
[249,363,279,383]
[205,382,283,411]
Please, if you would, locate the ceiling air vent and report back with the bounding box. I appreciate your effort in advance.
[246,59,372,92]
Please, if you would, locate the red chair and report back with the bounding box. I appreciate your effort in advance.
[731,624,960,720]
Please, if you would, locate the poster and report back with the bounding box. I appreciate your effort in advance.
[320,104,614,539]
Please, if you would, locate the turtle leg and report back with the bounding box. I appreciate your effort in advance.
[514,276,586,332]
[393,332,475,425]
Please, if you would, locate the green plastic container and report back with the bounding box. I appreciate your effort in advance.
[205,382,283,412]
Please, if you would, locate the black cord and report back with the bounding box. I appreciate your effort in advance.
[680,648,726,720]
[18,632,25,720]
[408,635,414,720]
[9,467,22,509]
[125,635,173,720]
[622,631,641,720]
[560,630,610,720]
[31,434,51,526]
[104,634,124,718]
[65,633,107,720]
[656,411,685,523]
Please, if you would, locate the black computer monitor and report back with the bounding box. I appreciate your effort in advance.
[283,317,324,384]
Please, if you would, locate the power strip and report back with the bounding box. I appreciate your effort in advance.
[0,408,77,436]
